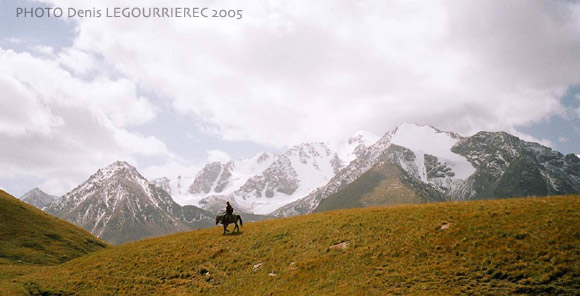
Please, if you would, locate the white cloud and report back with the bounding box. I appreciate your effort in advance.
[559,137,570,143]
[140,160,201,181]
[33,45,54,56]
[57,48,98,75]
[206,150,231,163]
[39,178,78,197]
[39,0,580,148]
[3,0,580,194]
[2,37,25,44]
[0,48,169,195]
[0,72,64,136]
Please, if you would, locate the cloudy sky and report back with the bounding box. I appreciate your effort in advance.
[1,0,579,197]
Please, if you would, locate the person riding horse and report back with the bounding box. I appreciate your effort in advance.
[225,202,233,219]
[216,202,242,235]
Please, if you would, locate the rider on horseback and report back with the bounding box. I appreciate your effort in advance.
[224,201,234,220]
[217,202,242,235]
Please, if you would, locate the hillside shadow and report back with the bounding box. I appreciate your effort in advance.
[224,231,244,236]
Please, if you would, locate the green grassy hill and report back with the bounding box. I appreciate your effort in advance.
[314,160,445,213]
[0,190,107,265]
[4,195,580,295]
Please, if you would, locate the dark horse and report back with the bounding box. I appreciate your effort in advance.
[215,214,243,235]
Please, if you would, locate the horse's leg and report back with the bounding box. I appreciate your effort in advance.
[223,224,228,235]
[234,222,239,233]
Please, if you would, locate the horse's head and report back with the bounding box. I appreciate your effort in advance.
[215,215,222,225]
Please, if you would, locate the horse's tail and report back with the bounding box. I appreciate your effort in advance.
[238,215,243,227]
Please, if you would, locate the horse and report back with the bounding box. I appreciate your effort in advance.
[215,214,243,235]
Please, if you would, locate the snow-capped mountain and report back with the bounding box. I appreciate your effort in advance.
[31,123,580,243]
[451,131,580,199]
[220,143,340,214]
[274,128,395,217]
[59,123,578,228]
[20,187,58,209]
[46,161,214,244]
[157,132,380,215]
[274,124,580,216]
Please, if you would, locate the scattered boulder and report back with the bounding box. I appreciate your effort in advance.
[268,272,277,277]
[199,268,210,276]
[330,241,349,249]
[440,223,452,230]
[253,262,264,271]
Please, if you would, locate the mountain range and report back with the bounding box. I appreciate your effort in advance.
[274,124,580,216]
[20,123,580,244]
[162,131,379,215]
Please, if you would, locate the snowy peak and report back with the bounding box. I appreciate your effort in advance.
[334,130,380,164]
[150,177,171,194]
[20,187,58,209]
[180,152,278,206]
[389,123,474,181]
[21,187,48,199]
[273,129,395,217]
[45,161,214,244]
[277,125,580,217]
[256,152,273,164]
[181,138,375,215]
[392,123,462,139]
[274,124,473,217]
[198,142,341,214]
[91,160,141,182]
[237,155,300,199]
[284,142,332,168]
[164,123,578,218]
[188,162,232,195]
[347,130,381,146]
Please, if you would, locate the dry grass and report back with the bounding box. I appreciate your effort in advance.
[0,190,107,266]
[3,195,580,295]
[0,190,108,296]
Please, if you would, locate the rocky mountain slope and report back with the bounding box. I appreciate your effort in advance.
[451,131,580,200]
[20,187,58,209]
[275,124,580,216]
[313,145,446,213]
[160,131,379,215]
[45,161,214,245]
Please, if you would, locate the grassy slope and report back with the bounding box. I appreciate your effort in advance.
[5,195,580,295]
[0,190,108,266]
[314,161,446,213]
[0,190,109,295]
[314,162,423,213]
